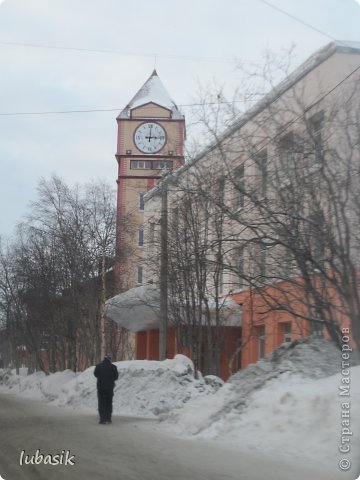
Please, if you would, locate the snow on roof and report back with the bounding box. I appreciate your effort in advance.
[336,39,360,53]
[105,285,242,332]
[118,70,184,120]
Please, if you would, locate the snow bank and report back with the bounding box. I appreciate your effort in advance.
[163,337,360,472]
[167,368,359,462]
[229,335,342,385]
[0,354,216,418]
[0,337,358,474]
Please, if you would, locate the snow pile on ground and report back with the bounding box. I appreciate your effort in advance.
[0,354,216,417]
[163,337,360,470]
[0,336,359,472]
[229,335,342,389]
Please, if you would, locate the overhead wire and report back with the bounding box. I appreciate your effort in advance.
[258,0,348,47]
[0,39,243,64]
[0,99,263,117]
[0,2,357,118]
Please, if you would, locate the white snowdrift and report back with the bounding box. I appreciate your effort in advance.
[0,337,359,474]
[0,354,216,417]
[162,338,360,473]
[166,368,359,466]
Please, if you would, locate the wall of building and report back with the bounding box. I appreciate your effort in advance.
[141,45,360,374]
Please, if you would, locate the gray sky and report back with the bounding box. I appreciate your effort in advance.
[1,0,360,237]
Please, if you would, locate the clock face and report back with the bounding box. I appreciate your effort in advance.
[134,122,167,154]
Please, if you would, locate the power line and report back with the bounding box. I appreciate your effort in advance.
[0,2,351,67]
[258,0,341,43]
[0,107,120,116]
[1,58,359,119]
[0,39,242,64]
[0,99,262,117]
[0,1,356,120]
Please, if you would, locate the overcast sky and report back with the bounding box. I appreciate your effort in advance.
[1,0,360,237]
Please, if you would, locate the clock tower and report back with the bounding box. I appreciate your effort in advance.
[115,70,185,291]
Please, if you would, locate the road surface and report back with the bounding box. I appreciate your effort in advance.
[0,392,341,480]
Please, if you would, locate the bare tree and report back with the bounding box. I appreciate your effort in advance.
[0,175,119,372]
[84,180,117,361]
[146,173,241,377]
[176,48,360,351]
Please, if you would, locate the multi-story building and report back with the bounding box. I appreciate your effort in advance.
[139,41,360,378]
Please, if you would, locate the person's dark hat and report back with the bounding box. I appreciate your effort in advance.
[104,354,112,362]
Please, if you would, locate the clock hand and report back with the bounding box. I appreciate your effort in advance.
[147,124,153,142]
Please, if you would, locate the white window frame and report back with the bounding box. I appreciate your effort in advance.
[283,323,292,343]
[153,160,173,170]
[130,160,152,169]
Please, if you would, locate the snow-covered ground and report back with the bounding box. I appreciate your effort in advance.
[0,337,359,477]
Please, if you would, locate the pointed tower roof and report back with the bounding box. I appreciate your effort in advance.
[118,70,183,119]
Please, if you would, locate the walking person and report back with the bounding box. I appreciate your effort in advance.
[94,355,119,424]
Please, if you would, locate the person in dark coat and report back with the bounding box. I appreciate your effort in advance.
[94,355,119,424]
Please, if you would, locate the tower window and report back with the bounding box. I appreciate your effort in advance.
[131,160,152,169]
[152,160,173,170]
[139,192,145,211]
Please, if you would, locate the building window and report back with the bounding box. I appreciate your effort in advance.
[283,248,295,277]
[255,150,267,197]
[180,325,191,347]
[171,206,179,229]
[136,266,143,285]
[258,246,266,279]
[237,247,245,289]
[218,267,225,295]
[139,192,145,211]
[130,160,174,170]
[153,160,173,170]
[234,165,245,208]
[310,112,324,164]
[309,211,325,268]
[138,228,144,246]
[130,160,152,169]
[217,177,225,204]
[148,222,155,246]
[282,323,292,343]
[257,325,266,359]
[279,132,296,183]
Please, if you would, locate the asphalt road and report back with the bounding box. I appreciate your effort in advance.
[0,392,343,480]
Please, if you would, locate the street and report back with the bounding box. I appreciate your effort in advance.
[0,392,340,480]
